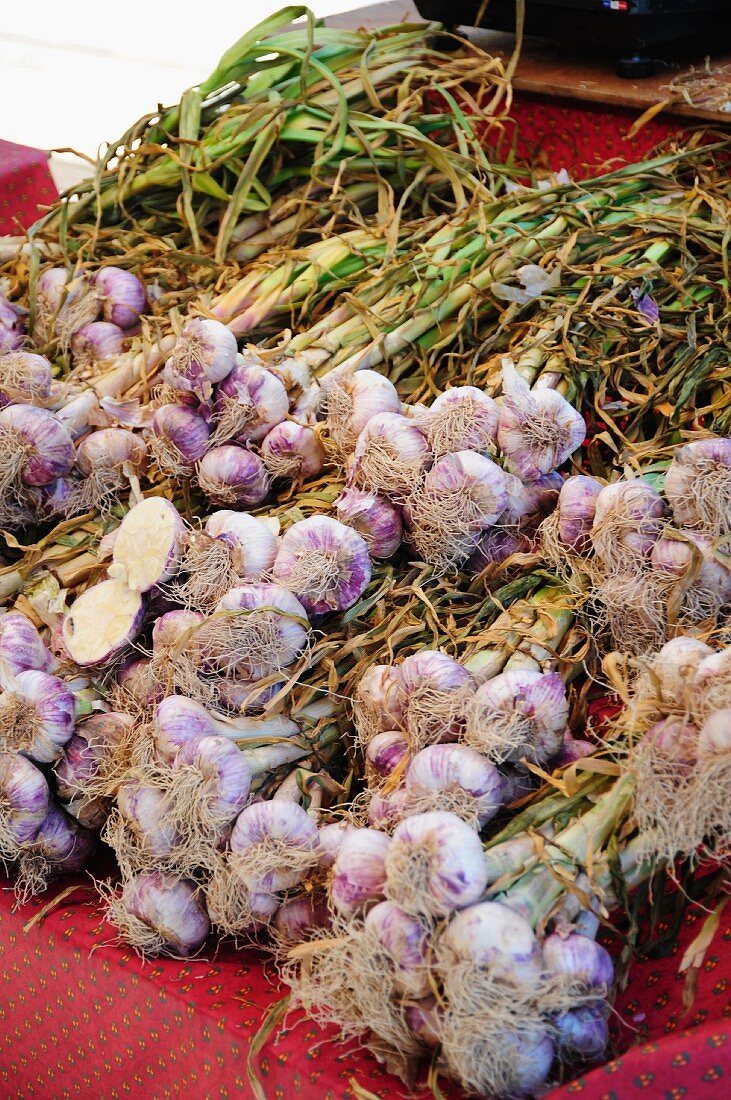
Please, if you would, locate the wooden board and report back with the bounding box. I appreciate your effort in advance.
[327,1,731,124]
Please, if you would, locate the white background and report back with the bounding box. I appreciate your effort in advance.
[0,1,373,186]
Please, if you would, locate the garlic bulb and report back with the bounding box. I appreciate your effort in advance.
[385,810,488,917]
[556,474,602,552]
[405,450,508,570]
[423,386,499,458]
[325,369,401,455]
[591,480,666,568]
[404,744,506,827]
[664,437,731,535]
[261,421,325,480]
[0,351,53,406]
[352,412,432,497]
[197,445,269,507]
[212,363,289,445]
[272,515,371,616]
[396,650,474,750]
[330,827,391,916]
[497,360,586,481]
[163,318,237,400]
[354,664,405,743]
[464,669,568,764]
[208,583,310,679]
[335,487,403,559]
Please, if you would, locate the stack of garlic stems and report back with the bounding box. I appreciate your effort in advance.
[31,10,505,269]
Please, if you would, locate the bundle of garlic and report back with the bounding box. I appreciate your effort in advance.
[0,611,97,897]
[284,769,656,1097]
[323,361,584,572]
[539,435,731,654]
[613,635,731,865]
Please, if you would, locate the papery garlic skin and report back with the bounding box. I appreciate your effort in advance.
[352,412,432,497]
[497,360,586,481]
[396,650,474,750]
[197,445,269,507]
[272,515,371,616]
[150,404,211,473]
[163,317,237,400]
[366,731,410,779]
[0,612,54,689]
[404,744,506,827]
[335,487,403,559]
[543,932,614,990]
[437,899,543,985]
[646,636,714,709]
[464,669,568,764]
[116,871,211,956]
[0,351,53,406]
[385,810,488,917]
[0,670,76,763]
[364,900,432,998]
[325,369,401,455]
[230,799,320,893]
[261,421,324,480]
[330,827,390,916]
[499,471,562,531]
[204,510,279,580]
[211,582,310,678]
[424,386,499,458]
[0,404,75,487]
[70,321,125,370]
[93,267,146,330]
[664,437,731,535]
[556,475,603,552]
[354,663,405,743]
[213,363,289,444]
[0,751,51,848]
[555,1004,609,1061]
[591,480,665,565]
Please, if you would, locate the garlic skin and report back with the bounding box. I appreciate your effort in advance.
[204,509,279,580]
[0,404,75,487]
[273,894,330,944]
[497,360,586,481]
[645,718,699,773]
[163,318,238,400]
[0,751,51,848]
[555,1004,609,1061]
[93,267,146,330]
[363,900,432,998]
[420,451,508,527]
[464,669,568,764]
[212,582,310,678]
[556,475,603,552]
[591,480,666,564]
[404,744,506,827]
[0,290,25,351]
[261,421,325,480]
[316,820,355,869]
[330,827,391,916]
[664,437,731,534]
[335,487,403,559]
[173,734,252,827]
[692,647,731,716]
[116,871,211,956]
[367,787,412,831]
[231,800,320,893]
[499,471,562,530]
[197,445,269,507]
[385,810,488,917]
[437,899,543,985]
[70,321,125,370]
[272,515,372,616]
[396,650,475,749]
[352,412,433,497]
[0,670,77,763]
[354,663,405,742]
[698,709,731,756]
[325,369,401,455]
[423,386,499,458]
[646,636,714,709]
[651,530,731,613]
[366,731,410,780]
[543,931,614,991]
[467,527,533,573]
[212,363,289,444]
[150,404,211,473]
[0,351,53,406]
[0,612,54,690]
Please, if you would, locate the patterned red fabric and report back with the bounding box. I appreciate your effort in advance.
[502,94,685,177]
[0,140,57,235]
[0,873,729,1099]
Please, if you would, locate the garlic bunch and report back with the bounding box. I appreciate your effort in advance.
[497,359,586,482]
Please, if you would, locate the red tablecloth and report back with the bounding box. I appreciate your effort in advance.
[0,140,57,235]
[0,875,729,1100]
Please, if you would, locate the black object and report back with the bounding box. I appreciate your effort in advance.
[415,1,731,78]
